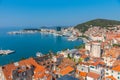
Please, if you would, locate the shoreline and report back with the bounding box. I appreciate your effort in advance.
[0,32,83,66]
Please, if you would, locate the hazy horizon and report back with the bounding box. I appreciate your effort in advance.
[0,0,120,27]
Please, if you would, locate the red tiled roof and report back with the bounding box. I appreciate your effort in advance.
[2,64,16,80]
[87,72,100,79]
[59,66,74,76]
[79,71,87,77]
[106,76,117,80]
[112,65,120,72]
[2,58,46,80]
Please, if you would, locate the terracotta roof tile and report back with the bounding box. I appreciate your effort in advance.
[59,66,74,76]
[79,71,87,77]
[112,65,120,72]
[106,76,117,80]
[87,72,100,79]
[2,58,47,80]
[2,64,16,80]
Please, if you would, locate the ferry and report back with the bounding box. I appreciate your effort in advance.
[0,49,15,55]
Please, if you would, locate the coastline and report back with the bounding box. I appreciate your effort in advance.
[0,29,83,65]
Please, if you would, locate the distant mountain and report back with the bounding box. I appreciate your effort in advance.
[74,19,120,33]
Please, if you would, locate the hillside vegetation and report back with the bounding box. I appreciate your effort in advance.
[74,19,120,33]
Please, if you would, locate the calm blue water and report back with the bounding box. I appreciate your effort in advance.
[0,27,83,65]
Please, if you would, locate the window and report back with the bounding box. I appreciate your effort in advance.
[118,77,119,79]
[118,72,120,75]
[106,73,109,75]
[106,69,108,71]
[81,68,83,71]
[90,66,94,68]
[112,71,114,73]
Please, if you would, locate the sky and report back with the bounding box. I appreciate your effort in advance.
[0,0,120,27]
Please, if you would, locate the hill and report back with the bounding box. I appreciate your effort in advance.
[74,19,120,33]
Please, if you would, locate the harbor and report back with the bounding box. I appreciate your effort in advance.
[0,27,83,65]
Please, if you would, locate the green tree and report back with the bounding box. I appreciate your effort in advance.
[78,58,83,63]
[67,54,71,59]
[113,44,120,47]
[74,44,85,49]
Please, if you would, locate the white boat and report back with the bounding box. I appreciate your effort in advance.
[67,36,78,41]
[0,49,15,55]
[8,31,23,35]
[53,33,59,36]
[36,52,43,57]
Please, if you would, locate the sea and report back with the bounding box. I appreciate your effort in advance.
[0,27,83,65]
